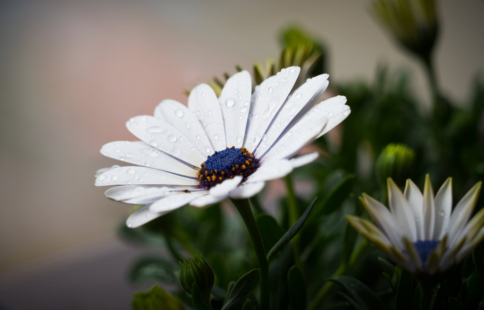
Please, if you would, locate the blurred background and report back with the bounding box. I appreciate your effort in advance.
[0,0,483,309]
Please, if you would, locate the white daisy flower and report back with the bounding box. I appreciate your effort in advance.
[347,176,484,275]
[96,67,350,228]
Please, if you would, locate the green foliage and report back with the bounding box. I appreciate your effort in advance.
[132,286,185,310]
[222,269,259,310]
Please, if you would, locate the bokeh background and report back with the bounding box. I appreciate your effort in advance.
[0,0,483,309]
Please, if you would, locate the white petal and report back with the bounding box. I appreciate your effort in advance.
[126,205,169,228]
[95,166,198,186]
[315,96,351,138]
[253,74,329,156]
[209,176,243,197]
[404,180,424,240]
[149,192,206,213]
[155,100,215,156]
[101,141,197,177]
[289,152,319,168]
[244,67,301,152]
[455,227,484,262]
[126,115,205,167]
[259,105,329,161]
[229,182,265,199]
[190,193,227,207]
[388,180,417,242]
[433,178,452,240]
[219,71,252,148]
[105,185,201,204]
[447,182,481,245]
[95,167,111,177]
[188,84,227,151]
[422,176,436,240]
[361,194,404,250]
[247,160,293,183]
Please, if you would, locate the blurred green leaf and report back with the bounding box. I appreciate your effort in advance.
[132,285,185,310]
[288,266,306,310]
[129,256,178,285]
[329,276,385,310]
[222,269,259,310]
[337,291,365,310]
[270,245,294,310]
[395,268,413,310]
[256,214,284,255]
[267,198,316,261]
[310,175,355,221]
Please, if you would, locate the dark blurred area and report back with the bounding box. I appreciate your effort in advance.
[0,0,483,309]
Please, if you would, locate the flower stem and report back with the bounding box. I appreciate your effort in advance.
[231,199,270,310]
[419,281,437,310]
[308,240,368,310]
[284,174,304,271]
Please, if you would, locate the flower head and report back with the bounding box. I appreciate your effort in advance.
[96,66,350,228]
[347,176,484,275]
[376,143,415,186]
[180,255,215,295]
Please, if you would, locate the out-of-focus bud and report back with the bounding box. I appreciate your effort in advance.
[376,143,415,187]
[372,0,438,61]
[180,255,214,308]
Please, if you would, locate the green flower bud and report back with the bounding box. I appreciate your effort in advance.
[372,0,438,60]
[179,255,214,307]
[376,143,415,187]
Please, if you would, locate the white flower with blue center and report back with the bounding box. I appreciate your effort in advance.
[95,67,350,228]
[347,176,484,275]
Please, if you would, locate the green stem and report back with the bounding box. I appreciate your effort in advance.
[419,282,437,310]
[231,199,270,310]
[284,174,304,272]
[308,240,368,310]
[165,236,184,262]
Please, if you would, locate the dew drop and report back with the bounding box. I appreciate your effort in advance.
[281,77,287,82]
[213,134,219,140]
[168,135,177,142]
[289,68,296,73]
[111,175,118,181]
[150,141,158,147]
[126,153,135,158]
[175,110,184,118]
[236,136,243,143]
[185,123,191,129]
[225,98,236,108]
[127,168,135,174]
[296,93,302,99]
[268,87,273,93]
[146,126,163,134]
[205,146,211,153]
[240,107,248,113]
[99,175,106,181]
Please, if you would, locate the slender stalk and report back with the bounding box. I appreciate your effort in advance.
[231,199,270,310]
[309,240,368,310]
[419,282,437,310]
[284,174,304,271]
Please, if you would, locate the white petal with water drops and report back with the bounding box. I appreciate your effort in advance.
[229,182,265,199]
[150,191,206,213]
[433,178,452,240]
[105,185,199,204]
[289,152,319,168]
[126,115,205,167]
[247,160,293,183]
[387,180,417,242]
[190,193,226,207]
[126,205,170,228]
[95,166,198,186]
[188,84,227,151]
[244,66,301,152]
[316,96,351,138]
[209,176,242,197]
[254,74,329,156]
[155,100,214,156]
[219,71,252,147]
[101,141,197,177]
[403,180,424,240]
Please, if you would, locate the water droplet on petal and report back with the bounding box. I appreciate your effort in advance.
[175,109,184,118]
[111,175,118,181]
[168,135,177,142]
[268,87,273,93]
[146,126,163,134]
[213,134,219,140]
[99,175,106,181]
[240,107,248,113]
[205,146,211,153]
[296,93,302,99]
[236,136,242,143]
[185,123,191,129]
[225,98,236,108]
[289,68,296,73]
[150,141,158,147]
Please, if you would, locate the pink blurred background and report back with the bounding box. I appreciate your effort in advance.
[0,0,483,309]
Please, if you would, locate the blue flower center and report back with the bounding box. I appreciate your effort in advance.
[413,240,439,263]
[198,147,260,189]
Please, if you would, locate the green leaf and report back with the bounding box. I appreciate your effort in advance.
[267,198,317,261]
[132,285,185,310]
[129,256,178,284]
[270,245,294,310]
[342,222,358,267]
[256,214,284,255]
[329,276,385,310]
[222,269,260,310]
[241,299,256,310]
[337,292,365,310]
[310,175,355,221]
[191,283,210,310]
[288,266,306,310]
[395,268,413,310]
